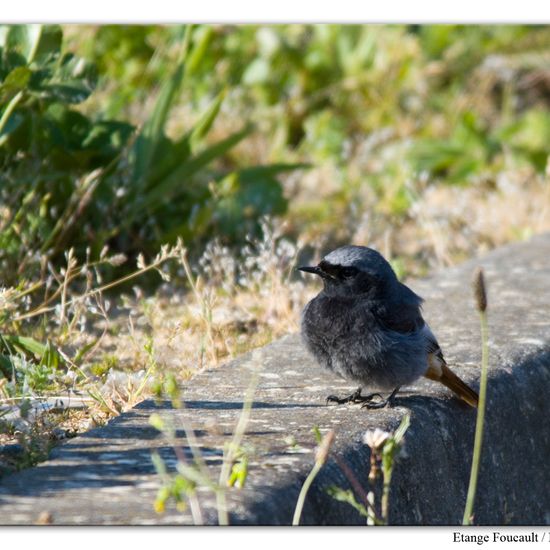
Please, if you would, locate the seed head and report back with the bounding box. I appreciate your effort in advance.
[473,267,488,313]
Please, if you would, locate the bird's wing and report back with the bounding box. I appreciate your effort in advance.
[376,302,425,334]
[377,303,445,360]
[379,303,478,407]
[421,323,446,362]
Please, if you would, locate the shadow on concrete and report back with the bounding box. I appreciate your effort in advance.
[181,399,322,410]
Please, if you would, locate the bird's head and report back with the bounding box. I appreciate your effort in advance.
[298,245,399,298]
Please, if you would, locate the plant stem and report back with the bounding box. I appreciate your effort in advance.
[463,310,489,525]
[333,455,382,523]
[178,248,217,365]
[292,460,323,526]
[14,257,171,322]
[381,470,391,524]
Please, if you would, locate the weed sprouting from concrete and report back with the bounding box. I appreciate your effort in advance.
[378,415,410,523]
[463,268,490,525]
[216,351,261,525]
[327,413,410,525]
[149,349,262,525]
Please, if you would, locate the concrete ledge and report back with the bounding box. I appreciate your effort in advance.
[1,235,549,524]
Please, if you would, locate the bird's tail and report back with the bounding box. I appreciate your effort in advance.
[425,359,479,408]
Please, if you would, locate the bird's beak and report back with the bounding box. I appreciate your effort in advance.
[298,265,321,275]
[298,265,333,280]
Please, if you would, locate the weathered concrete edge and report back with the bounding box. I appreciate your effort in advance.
[226,342,550,525]
[1,234,549,525]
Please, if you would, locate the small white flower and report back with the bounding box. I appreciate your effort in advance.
[363,428,391,450]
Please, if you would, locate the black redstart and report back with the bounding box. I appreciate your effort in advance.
[299,245,479,409]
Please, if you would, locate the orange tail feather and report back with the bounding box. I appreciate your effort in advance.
[425,360,479,408]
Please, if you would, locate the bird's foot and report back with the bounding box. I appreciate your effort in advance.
[326,387,383,406]
[360,396,389,409]
[360,386,401,410]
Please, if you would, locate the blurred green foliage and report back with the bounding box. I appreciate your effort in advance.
[0,24,298,284]
[3,23,550,286]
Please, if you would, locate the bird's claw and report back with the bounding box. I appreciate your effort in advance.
[360,386,401,409]
[326,394,349,405]
[326,390,384,406]
[357,392,383,404]
[360,397,389,409]
[327,387,400,409]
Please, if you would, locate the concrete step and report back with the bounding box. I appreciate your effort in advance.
[1,234,549,525]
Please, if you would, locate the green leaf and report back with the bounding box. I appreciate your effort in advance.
[145,135,192,188]
[30,25,62,63]
[149,413,165,432]
[0,111,24,146]
[173,474,195,495]
[227,457,249,488]
[186,25,214,77]
[81,120,134,157]
[131,26,193,185]
[0,335,62,372]
[499,109,550,159]
[37,53,97,104]
[1,334,47,357]
[39,340,60,370]
[72,339,100,365]
[141,125,252,214]
[0,354,14,378]
[311,426,322,444]
[326,486,370,519]
[44,105,91,149]
[189,89,226,151]
[160,199,214,244]
[145,90,227,189]
[2,66,32,91]
[2,25,39,61]
[214,164,289,229]
[132,62,186,183]
[392,413,411,445]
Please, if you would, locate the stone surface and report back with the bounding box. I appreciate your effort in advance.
[1,234,549,525]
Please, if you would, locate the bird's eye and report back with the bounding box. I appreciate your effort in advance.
[340,266,358,279]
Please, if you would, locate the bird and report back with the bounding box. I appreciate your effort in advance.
[298,245,479,409]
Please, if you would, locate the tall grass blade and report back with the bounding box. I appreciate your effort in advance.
[140,124,252,215]
[131,25,193,186]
